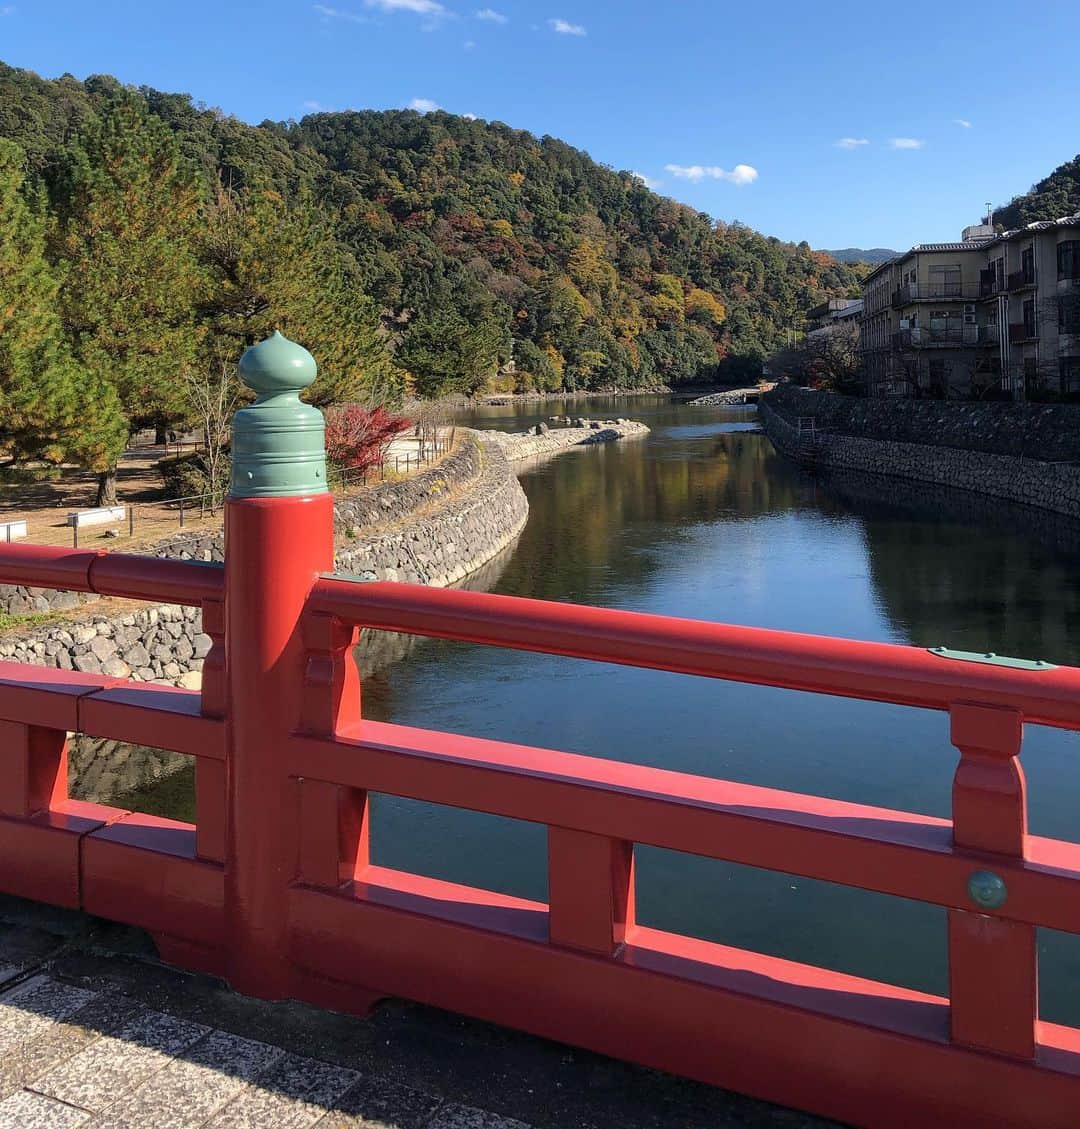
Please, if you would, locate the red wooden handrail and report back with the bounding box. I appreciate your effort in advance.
[0,544,99,591]
[3,526,1080,1124]
[289,719,1080,934]
[309,577,1080,730]
[0,543,222,607]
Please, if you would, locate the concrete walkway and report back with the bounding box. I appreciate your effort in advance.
[0,897,836,1128]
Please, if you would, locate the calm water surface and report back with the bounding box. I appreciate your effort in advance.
[122,396,1080,1021]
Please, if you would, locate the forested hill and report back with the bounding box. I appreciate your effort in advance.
[824,248,898,265]
[0,62,859,405]
[995,153,1080,231]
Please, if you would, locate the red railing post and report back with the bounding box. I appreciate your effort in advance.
[195,595,227,863]
[297,611,367,886]
[548,828,634,955]
[0,719,67,820]
[947,701,1036,1059]
[223,332,336,1000]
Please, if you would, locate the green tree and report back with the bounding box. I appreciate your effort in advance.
[399,308,507,397]
[0,64,867,400]
[199,183,401,407]
[0,139,125,474]
[50,92,205,502]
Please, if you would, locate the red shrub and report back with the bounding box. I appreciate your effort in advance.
[324,404,412,472]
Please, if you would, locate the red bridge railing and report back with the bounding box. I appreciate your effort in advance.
[1,526,1080,1127]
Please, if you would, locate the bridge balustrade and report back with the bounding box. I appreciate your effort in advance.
[0,333,1078,1128]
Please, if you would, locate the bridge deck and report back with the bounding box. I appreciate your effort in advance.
[0,897,831,1129]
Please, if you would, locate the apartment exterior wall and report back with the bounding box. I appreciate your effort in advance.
[858,217,1080,400]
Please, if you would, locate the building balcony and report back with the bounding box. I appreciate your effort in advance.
[1008,270,1037,291]
[978,324,1000,345]
[892,326,979,349]
[979,277,1008,299]
[890,282,981,307]
[1009,323,1037,344]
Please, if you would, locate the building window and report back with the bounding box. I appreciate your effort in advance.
[1061,357,1080,394]
[1061,297,1080,333]
[1023,299,1037,338]
[1058,241,1080,281]
[1021,246,1035,284]
[929,264,962,297]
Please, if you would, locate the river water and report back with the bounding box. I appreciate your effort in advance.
[116,396,1080,1023]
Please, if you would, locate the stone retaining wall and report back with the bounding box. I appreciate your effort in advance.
[334,434,528,588]
[760,394,1080,519]
[0,604,210,684]
[486,420,650,463]
[768,383,1080,460]
[1,431,525,675]
[688,389,762,406]
[1,421,650,682]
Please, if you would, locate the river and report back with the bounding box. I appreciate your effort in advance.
[113,395,1080,1023]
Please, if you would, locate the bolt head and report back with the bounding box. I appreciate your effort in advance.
[967,869,1007,910]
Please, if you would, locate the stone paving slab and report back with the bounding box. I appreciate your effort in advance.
[0,896,840,1128]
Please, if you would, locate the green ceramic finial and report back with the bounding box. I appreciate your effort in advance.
[230,331,328,499]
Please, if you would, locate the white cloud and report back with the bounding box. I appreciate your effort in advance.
[834,137,869,150]
[303,99,327,112]
[631,171,662,189]
[315,0,446,20]
[475,7,507,21]
[409,97,441,113]
[549,17,586,35]
[463,112,478,120]
[665,163,758,186]
[367,0,446,12]
[889,137,924,150]
[313,3,366,21]
[953,118,972,128]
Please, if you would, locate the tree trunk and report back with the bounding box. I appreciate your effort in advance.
[155,423,168,445]
[96,467,118,507]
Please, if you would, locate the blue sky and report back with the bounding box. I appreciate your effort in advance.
[3,0,1080,250]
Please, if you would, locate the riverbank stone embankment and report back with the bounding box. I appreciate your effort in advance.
[0,420,647,689]
[334,431,528,588]
[487,418,650,463]
[688,387,767,406]
[1,431,526,675]
[760,385,1080,519]
[766,383,1080,459]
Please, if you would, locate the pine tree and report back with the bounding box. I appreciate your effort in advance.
[199,183,401,407]
[0,139,126,474]
[50,92,205,502]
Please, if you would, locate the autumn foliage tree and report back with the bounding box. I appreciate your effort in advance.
[324,404,412,476]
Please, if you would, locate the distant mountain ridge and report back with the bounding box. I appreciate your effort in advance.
[824,247,898,265]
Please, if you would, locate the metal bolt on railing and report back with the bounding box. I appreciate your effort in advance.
[967,870,1008,910]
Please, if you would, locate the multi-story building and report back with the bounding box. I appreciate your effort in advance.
[859,214,1080,398]
[805,298,863,340]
